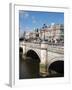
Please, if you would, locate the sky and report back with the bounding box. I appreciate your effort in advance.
[19,10,64,35]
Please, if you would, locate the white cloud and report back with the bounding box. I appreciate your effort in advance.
[24,12,29,18]
[32,16,37,24]
[24,26,32,32]
[32,19,36,24]
[20,11,29,19]
[51,22,55,25]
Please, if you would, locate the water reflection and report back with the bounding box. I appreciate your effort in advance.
[19,53,64,79]
[19,53,40,79]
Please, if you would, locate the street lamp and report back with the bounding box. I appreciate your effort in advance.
[23,31,26,41]
[44,29,45,41]
[42,24,47,41]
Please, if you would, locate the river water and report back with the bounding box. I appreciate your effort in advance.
[19,54,64,79]
[19,54,40,79]
[19,57,63,79]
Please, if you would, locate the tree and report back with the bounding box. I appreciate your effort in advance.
[36,28,39,37]
[42,24,47,29]
[37,28,38,32]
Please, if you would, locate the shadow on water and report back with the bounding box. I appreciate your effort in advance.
[19,52,39,79]
[48,61,64,78]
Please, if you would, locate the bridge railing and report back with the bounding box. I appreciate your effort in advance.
[20,42,41,49]
[47,45,64,54]
[20,41,64,54]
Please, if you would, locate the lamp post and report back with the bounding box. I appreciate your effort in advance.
[42,24,47,41]
[23,31,26,41]
[44,29,45,41]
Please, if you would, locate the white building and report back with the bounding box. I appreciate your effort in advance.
[39,24,64,43]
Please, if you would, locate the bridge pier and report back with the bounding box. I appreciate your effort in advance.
[40,41,48,77]
[22,43,26,54]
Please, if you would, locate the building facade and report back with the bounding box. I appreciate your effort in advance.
[39,24,64,44]
[20,24,64,44]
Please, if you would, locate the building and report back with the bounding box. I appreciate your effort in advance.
[39,24,64,44]
[21,24,64,44]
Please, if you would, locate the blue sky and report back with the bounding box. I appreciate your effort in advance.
[19,10,64,33]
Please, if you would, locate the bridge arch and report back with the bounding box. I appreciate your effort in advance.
[48,60,64,73]
[19,47,23,53]
[24,49,41,78]
[26,47,41,60]
[26,49,40,63]
[48,57,64,75]
[19,49,41,79]
[48,56,64,68]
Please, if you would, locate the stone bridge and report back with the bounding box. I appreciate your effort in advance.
[19,41,64,77]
